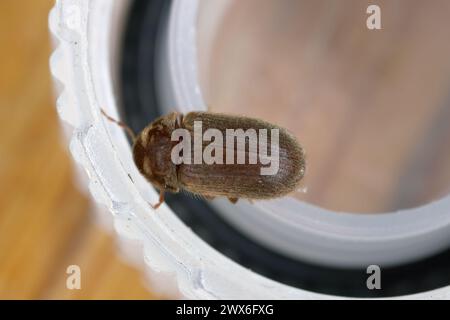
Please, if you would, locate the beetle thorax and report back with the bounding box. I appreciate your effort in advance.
[133,122,180,193]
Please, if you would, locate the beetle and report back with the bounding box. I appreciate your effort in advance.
[101,109,305,209]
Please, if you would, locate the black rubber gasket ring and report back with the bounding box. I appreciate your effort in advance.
[119,0,450,298]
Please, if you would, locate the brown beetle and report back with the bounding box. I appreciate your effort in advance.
[102,110,305,209]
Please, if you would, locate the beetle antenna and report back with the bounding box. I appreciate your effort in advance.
[100,108,137,142]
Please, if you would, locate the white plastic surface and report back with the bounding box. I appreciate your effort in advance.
[49,0,450,299]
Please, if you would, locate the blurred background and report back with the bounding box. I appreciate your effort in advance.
[0,0,158,299]
[204,0,450,214]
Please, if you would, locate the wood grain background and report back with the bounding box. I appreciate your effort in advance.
[0,0,158,300]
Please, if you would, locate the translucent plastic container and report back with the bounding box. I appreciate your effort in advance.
[49,0,450,298]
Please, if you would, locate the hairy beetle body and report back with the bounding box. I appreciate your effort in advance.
[131,111,305,208]
[178,112,305,199]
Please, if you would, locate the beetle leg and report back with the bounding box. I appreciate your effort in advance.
[228,197,239,204]
[151,189,165,210]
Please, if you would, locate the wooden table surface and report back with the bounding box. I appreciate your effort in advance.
[0,0,158,300]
